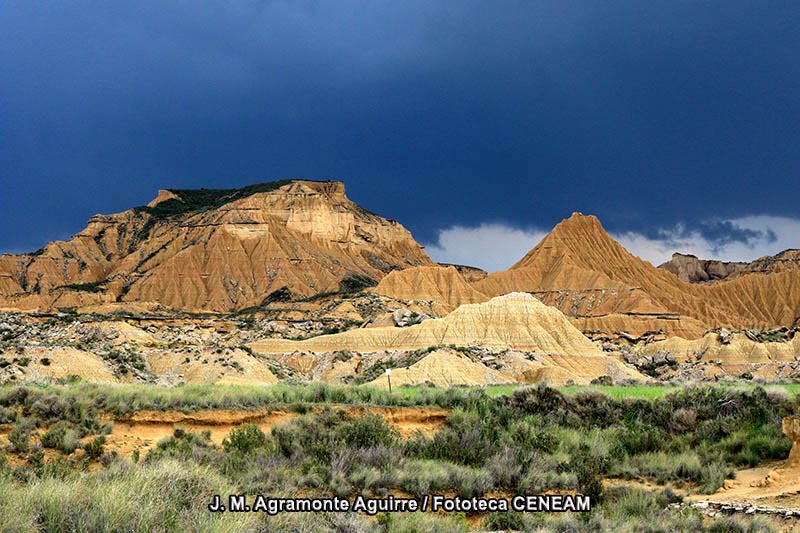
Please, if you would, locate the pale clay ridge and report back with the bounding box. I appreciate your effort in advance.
[365,349,515,388]
[361,348,644,388]
[0,346,279,386]
[249,293,603,355]
[640,333,800,365]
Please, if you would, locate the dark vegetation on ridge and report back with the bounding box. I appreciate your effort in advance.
[134,179,338,218]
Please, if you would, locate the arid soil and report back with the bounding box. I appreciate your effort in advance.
[105,405,449,457]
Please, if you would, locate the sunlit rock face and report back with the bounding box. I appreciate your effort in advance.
[0,180,432,313]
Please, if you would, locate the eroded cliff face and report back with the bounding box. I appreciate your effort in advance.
[0,180,433,312]
[659,253,748,283]
[658,250,800,283]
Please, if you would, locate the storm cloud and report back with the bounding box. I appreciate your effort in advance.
[2,2,799,256]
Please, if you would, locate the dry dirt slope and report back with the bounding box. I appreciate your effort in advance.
[374,265,489,312]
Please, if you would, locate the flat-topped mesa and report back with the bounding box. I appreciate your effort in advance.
[659,252,749,283]
[659,249,800,283]
[0,179,433,313]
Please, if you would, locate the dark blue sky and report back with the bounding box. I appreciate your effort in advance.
[2,2,799,265]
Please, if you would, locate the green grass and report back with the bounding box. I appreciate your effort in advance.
[771,383,800,395]
[560,383,800,400]
[396,384,522,399]
[0,382,501,413]
[559,385,679,400]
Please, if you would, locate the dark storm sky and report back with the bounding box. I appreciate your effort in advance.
[2,2,799,266]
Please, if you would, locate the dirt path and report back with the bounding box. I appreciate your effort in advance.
[105,405,449,457]
[685,461,800,509]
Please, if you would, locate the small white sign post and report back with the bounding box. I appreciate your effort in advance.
[385,367,392,394]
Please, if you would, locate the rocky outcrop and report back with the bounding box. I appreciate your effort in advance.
[746,249,800,275]
[659,250,800,283]
[436,263,488,282]
[0,180,433,313]
[784,416,800,468]
[658,253,748,283]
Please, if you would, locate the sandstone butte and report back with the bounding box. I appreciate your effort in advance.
[0,180,433,313]
[469,213,800,338]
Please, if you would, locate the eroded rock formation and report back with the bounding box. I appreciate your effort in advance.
[784,416,800,469]
[374,265,489,312]
[471,213,800,337]
[659,253,748,283]
[0,180,432,312]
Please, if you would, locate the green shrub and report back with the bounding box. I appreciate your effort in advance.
[484,510,525,531]
[222,424,268,454]
[84,436,105,460]
[569,443,609,503]
[41,424,68,449]
[8,424,31,453]
[0,406,16,424]
[60,429,80,455]
[700,461,734,494]
[336,413,399,448]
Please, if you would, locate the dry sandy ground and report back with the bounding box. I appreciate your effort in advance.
[687,462,800,510]
[103,405,448,457]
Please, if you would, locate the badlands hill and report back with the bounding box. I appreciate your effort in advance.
[1,180,797,341]
[472,213,800,337]
[374,265,489,312]
[0,180,432,313]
